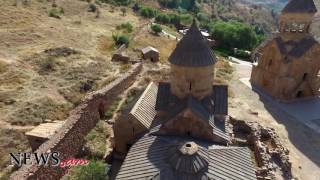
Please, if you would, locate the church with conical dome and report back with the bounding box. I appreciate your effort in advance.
[113,21,257,180]
[251,0,320,101]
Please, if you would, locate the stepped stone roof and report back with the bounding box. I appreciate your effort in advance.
[129,82,158,129]
[168,21,217,67]
[116,135,256,180]
[274,36,318,62]
[282,0,317,14]
[129,82,229,143]
[253,35,318,64]
[25,121,65,139]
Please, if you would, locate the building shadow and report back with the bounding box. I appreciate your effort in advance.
[251,85,320,168]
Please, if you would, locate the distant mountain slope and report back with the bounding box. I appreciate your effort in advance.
[199,0,279,34]
[240,0,320,40]
[240,0,288,11]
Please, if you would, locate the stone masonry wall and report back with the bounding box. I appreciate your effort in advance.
[10,63,142,180]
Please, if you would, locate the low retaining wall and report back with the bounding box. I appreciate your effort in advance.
[10,63,142,180]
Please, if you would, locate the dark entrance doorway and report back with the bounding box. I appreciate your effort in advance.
[296,91,303,98]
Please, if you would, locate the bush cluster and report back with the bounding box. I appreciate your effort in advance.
[139,6,158,18]
[158,0,200,13]
[112,34,130,47]
[151,24,162,34]
[49,7,64,19]
[155,13,181,26]
[116,22,133,33]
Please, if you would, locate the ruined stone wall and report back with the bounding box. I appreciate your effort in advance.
[10,63,142,180]
[231,118,292,180]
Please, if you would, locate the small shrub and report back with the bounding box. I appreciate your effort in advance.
[116,22,133,33]
[112,34,130,47]
[120,7,126,16]
[49,7,64,19]
[151,24,162,35]
[88,3,97,12]
[40,57,57,72]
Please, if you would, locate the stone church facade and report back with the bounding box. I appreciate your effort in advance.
[113,22,257,179]
[251,0,320,101]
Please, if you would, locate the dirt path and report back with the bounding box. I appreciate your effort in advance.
[228,58,320,180]
[0,121,34,131]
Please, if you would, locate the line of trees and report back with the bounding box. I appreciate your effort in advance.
[207,20,266,51]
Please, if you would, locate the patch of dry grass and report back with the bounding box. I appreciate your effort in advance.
[120,63,131,73]
[0,61,7,74]
[215,57,234,83]
[214,57,234,97]
[9,97,72,126]
[97,36,116,55]
[84,121,110,159]
[0,128,30,171]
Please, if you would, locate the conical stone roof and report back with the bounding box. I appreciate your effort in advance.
[168,21,216,67]
[282,0,317,14]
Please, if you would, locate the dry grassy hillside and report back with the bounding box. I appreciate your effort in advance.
[201,0,278,34]
[0,0,178,177]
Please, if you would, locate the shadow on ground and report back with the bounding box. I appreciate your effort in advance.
[252,86,320,168]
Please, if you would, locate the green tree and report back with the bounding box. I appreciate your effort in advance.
[151,24,162,35]
[112,34,130,46]
[139,6,158,18]
[155,13,171,24]
[208,21,262,51]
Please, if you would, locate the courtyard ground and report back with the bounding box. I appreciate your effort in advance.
[228,57,320,180]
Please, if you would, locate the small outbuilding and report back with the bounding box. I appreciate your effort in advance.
[141,46,159,62]
[25,121,65,151]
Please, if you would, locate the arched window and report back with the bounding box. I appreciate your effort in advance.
[268,59,273,67]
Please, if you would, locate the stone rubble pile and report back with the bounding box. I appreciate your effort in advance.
[230,117,292,180]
